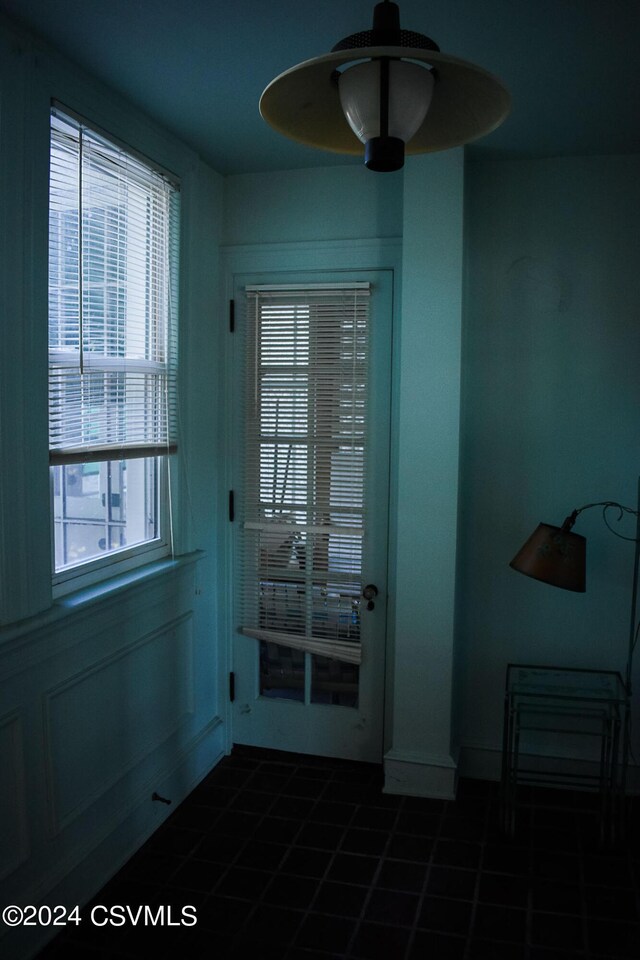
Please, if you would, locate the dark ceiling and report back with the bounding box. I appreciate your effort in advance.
[2,0,639,174]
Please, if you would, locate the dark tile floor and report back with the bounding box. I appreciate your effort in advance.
[36,745,640,959]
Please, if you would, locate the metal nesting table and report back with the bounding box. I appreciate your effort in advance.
[501,664,628,843]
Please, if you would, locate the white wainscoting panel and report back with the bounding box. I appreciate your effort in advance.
[0,711,29,881]
[43,614,195,832]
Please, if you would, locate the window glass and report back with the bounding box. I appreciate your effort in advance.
[48,109,179,580]
[52,458,159,572]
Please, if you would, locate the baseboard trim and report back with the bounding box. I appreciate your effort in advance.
[383,749,458,799]
[457,742,640,794]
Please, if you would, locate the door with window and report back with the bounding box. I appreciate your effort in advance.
[231,271,392,762]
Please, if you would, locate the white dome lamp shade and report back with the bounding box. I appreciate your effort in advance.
[260,0,511,173]
[338,59,435,171]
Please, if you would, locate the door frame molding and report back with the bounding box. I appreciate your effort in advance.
[220,238,402,759]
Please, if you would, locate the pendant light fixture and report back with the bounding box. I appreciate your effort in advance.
[260,0,511,172]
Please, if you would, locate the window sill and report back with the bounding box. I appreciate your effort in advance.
[0,550,204,647]
[56,550,204,611]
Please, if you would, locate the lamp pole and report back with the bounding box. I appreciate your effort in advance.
[626,477,640,696]
[620,477,640,810]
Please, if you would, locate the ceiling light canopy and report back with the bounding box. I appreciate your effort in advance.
[260,0,511,172]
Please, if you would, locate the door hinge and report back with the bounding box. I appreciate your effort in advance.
[229,299,235,333]
[229,672,236,702]
[228,490,235,522]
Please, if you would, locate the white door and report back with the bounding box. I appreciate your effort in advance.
[231,270,392,762]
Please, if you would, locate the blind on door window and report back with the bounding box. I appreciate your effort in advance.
[240,283,371,666]
[48,108,180,465]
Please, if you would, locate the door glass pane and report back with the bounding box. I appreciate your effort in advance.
[311,655,359,708]
[311,577,361,642]
[242,286,370,706]
[260,642,305,702]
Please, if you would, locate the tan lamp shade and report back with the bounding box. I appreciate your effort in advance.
[509,523,586,593]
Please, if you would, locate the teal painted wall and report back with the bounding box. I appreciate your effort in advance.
[385,151,464,797]
[457,155,640,773]
[223,165,403,245]
[0,15,226,959]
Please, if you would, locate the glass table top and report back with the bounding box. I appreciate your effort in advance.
[506,664,627,704]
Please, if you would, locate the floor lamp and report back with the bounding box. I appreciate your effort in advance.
[508,477,640,815]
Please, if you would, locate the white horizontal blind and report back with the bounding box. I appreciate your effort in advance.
[48,109,180,465]
[241,284,371,666]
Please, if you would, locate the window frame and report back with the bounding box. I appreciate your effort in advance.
[48,105,180,594]
[50,456,171,597]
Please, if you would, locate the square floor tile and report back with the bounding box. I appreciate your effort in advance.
[296,821,346,851]
[418,896,473,934]
[376,858,426,893]
[432,839,482,869]
[478,871,529,908]
[313,880,368,917]
[584,884,639,921]
[587,918,640,958]
[262,873,318,909]
[441,815,486,842]
[386,834,433,863]
[197,895,253,934]
[427,865,477,900]
[326,853,378,886]
[258,815,304,844]
[473,903,527,943]
[351,806,398,831]
[530,879,581,914]
[214,866,272,899]
[281,846,333,878]
[531,911,585,950]
[350,920,411,958]
[395,810,442,836]
[310,801,357,826]
[408,930,466,959]
[268,795,316,820]
[467,938,527,959]
[531,851,580,884]
[235,839,289,870]
[240,903,305,944]
[214,809,263,838]
[364,888,420,926]
[167,857,227,893]
[482,842,529,876]
[341,828,389,856]
[295,913,356,953]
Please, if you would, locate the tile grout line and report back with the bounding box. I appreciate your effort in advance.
[280,758,362,958]
[401,793,447,960]
[462,787,491,960]
[210,756,304,954]
[341,790,407,960]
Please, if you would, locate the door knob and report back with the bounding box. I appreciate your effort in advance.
[362,584,378,610]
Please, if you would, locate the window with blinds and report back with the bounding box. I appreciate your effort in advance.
[240,283,371,672]
[48,107,180,576]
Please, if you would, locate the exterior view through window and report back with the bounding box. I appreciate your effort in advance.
[48,109,179,576]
